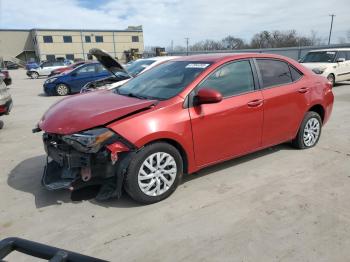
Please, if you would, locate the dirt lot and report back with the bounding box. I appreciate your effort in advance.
[0,69,350,262]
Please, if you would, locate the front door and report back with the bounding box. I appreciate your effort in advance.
[189,60,264,167]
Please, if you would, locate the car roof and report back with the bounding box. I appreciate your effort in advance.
[171,53,293,63]
[308,48,350,52]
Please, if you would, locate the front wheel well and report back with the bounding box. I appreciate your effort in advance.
[308,104,325,123]
[143,139,189,174]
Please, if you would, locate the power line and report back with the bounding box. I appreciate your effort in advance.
[328,14,335,45]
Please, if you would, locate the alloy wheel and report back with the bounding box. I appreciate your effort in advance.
[138,152,177,196]
[56,84,69,96]
[303,117,320,147]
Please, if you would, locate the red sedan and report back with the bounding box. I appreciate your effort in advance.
[36,53,334,204]
[48,61,86,77]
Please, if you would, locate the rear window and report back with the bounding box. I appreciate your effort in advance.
[289,66,303,82]
[256,59,293,88]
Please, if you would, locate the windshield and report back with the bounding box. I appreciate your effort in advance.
[117,61,212,100]
[125,59,156,77]
[301,51,337,63]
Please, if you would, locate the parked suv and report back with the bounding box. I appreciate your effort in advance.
[301,48,350,85]
[35,53,334,204]
[27,61,69,79]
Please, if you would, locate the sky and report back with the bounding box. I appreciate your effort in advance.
[0,0,349,47]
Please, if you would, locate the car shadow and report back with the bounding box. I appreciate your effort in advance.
[8,144,293,209]
[7,155,141,209]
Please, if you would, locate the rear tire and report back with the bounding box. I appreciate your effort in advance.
[55,83,70,96]
[0,120,4,129]
[124,142,183,204]
[292,111,322,149]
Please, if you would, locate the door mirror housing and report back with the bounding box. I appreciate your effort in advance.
[337,58,346,63]
[195,88,223,105]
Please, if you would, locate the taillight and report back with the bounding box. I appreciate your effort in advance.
[2,71,9,78]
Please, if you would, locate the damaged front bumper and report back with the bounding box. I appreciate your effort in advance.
[41,130,135,199]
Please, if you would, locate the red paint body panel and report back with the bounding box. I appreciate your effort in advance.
[39,90,156,135]
[39,53,334,174]
[189,90,264,167]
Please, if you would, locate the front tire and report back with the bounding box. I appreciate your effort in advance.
[30,72,39,79]
[327,74,335,87]
[125,142,183,204]
[55,83,70,96]
[292,111,322,149]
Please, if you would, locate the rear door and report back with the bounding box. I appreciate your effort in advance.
[255,59,309,147]
[189,59,264,167]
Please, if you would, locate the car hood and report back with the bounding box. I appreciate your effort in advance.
[89,48,130,77]
[39,90,157,135]
[300,62,333,69]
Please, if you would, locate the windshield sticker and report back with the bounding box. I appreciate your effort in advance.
[186,63,210,69]
[326,52,336,55]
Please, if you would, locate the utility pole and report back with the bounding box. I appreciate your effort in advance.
[328,14,335,45]
[185,37,189,56]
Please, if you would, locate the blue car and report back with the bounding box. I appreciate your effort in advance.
[43,62,111,96]
[25,61,39,70]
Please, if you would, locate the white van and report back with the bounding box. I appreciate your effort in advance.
[300,48,350,85]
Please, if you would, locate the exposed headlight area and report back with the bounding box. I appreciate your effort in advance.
[45,77,58,84]
[312,67,326,74]
[62,128,117,153]
[42,128,132,193]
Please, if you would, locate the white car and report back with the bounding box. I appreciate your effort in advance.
[81,48,179,92]
[26,61,69,79]
[300,48,350,85]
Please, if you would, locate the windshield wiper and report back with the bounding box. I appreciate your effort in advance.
[116,89,148,100]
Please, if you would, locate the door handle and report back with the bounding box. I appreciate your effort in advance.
[247,99,263,107]
[298,87,309,93]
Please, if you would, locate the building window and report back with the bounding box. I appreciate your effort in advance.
[95,36,103,43]
[63,36,72,43]
[43,36,53,43]
[66,54,74,60]
[132,36,139,42]
[85,36,91,43]
[46,55,56,61]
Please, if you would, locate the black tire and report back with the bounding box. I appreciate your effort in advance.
[55,83,70,96]
[124,142,183,204]
[327,74,335,87]
[292,111,322,149]
[30,72,39,79]
[0,120,3,130]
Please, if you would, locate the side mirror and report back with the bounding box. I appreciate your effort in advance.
[337,58,345,63]
[195,88,222,105]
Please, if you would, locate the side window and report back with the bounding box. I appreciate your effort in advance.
[256,59,292,88]
[198,60,255,97]
[95,64,107,73]
[289,65,303,82]
[346,51,350,61]
[336,51,346,61]
[76,64,96,75]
